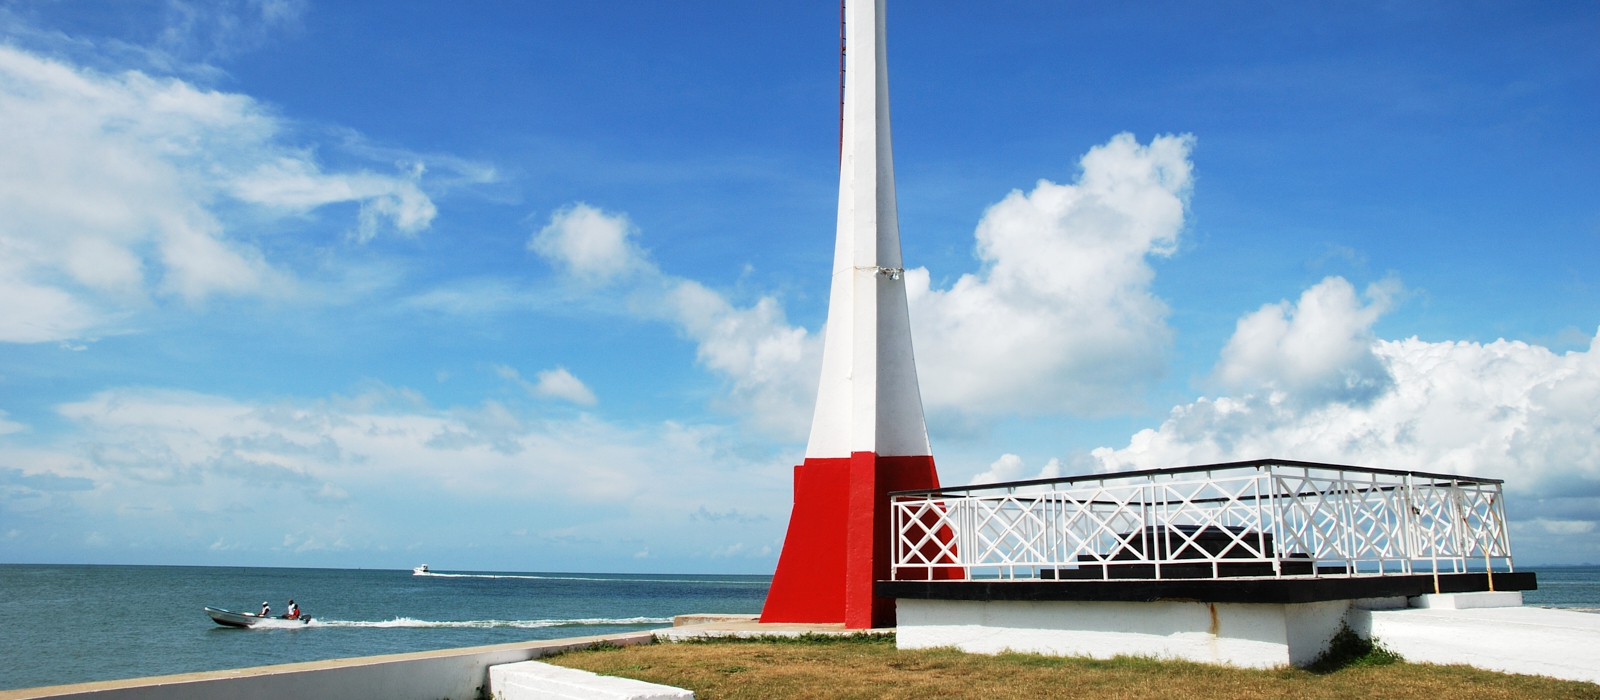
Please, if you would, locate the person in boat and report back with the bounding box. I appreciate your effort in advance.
[259,601,271,617]
[286,599,300,619]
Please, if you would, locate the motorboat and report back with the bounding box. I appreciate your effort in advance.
[205,606,311,628]
[413,564,430,575]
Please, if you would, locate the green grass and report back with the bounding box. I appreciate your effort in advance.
[546,633,1599,699]
[1304,624,1403,673]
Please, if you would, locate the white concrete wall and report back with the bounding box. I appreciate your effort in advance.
[1408,591,1523,609]
[896,599,1349,669]
[489,661,691,700]
[0,632,655,700]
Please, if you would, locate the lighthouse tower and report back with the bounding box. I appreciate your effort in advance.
[760,0,942,630]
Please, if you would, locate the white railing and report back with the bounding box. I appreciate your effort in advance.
[890,459,1513,582]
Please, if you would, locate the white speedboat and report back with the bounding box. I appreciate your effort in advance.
[413,564,430,575]
[205,606,310,627]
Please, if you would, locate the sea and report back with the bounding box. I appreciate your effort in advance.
[0,564,768,691]
[2,564,1597,692]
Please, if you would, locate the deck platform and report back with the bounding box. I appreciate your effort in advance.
[1353,605,1600,684]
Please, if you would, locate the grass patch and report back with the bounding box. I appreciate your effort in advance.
[546,635,1599,699]
[1304,624,1403,673]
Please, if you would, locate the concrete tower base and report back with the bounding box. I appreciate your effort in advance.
[896,598,1370,668]
[761,454,941,628]
[895,590,1535,670]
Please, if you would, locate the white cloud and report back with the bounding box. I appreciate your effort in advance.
[710,542,746,558]
[534,367,598,406]
[1092,278,1600,503]
[968,453,1062,485]
[529,204,820,439]
[0,412,25,436]
[1081,277,1600,562]
[1530,519,1596,536]
[232,158,435,243]
[1212,276,1397,404]
[908,132,1193,417]
[522,134,1192,438]
[661,281,819,439]
[0,45,451,343]
[494,364,599,406]
[0,386,792,566]
[529,204,649,283]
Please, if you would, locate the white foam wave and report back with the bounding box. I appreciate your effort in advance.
[247,618,316,629]
[304,616,672,629]
[413,572,759,584]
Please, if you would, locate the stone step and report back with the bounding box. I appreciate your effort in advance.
[488,661,692,700]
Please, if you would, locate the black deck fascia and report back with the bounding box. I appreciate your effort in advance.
[877,572,1536,605]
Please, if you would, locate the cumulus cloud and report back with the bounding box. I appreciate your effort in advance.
[1092,277,1600,531]
[968,453,1062,485]
[0,44,457,342]
[908,132,1193,417]
[1079,276,1600,561]
[529,204,649,283]
[1212,276,1397,404]
[520,134,1193,439]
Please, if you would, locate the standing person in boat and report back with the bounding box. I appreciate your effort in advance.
[286,599,300,619]
[259,601,271,617]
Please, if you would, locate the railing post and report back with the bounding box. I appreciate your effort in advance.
[1495,483,1514,573]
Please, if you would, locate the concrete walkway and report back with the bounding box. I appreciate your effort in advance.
[0,631,659,700]
[1352,606,1600,684]
[655,614,893,641]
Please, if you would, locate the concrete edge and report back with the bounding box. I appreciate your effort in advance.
[671,614,761,627]
[0,631,658,700]
[490,661,694,699]
[656,623,894,641]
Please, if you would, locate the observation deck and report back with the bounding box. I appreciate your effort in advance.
[880,459,1535,604]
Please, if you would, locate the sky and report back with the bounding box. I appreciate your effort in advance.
[1,0,1597,571]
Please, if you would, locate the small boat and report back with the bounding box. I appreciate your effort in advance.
[205,606,311,628]
[413,564,430,575]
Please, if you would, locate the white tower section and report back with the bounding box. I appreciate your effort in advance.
[804,0,931,460]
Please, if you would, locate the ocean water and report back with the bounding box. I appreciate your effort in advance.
[0,565,769,691]
[1522,566,1600,612]
[2,564,1596,691]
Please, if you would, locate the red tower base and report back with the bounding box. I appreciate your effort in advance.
[760,452,940,629]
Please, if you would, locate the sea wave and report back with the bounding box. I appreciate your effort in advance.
[299,616,672,629]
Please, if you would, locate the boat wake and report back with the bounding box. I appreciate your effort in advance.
[413,572,758,585]
[300,616,672,629]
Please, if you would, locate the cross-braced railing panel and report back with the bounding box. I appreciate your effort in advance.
[891,460,1515,581]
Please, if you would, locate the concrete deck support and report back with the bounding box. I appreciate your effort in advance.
[1407,591,1524,609]
[0,632,655,700]
[896,598,1356,669]
[895,590,1600,683]
[489,662,691,700]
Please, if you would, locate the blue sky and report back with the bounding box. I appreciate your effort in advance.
[1,0,1597,571]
